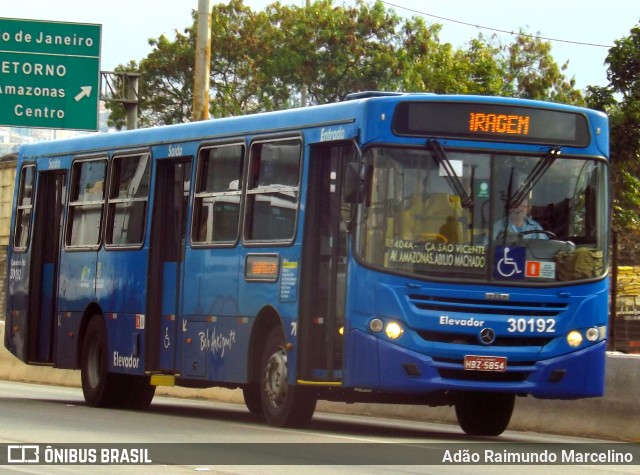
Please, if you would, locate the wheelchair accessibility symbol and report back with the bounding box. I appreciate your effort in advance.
[494,246,526,280]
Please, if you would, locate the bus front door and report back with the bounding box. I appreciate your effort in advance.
[298,143,351,382]
[28,170,67,364]
[146,158,192,373]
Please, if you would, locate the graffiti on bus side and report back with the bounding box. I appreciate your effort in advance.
[198,327,236,358]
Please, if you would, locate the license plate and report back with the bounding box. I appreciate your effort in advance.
[464,355,507,372]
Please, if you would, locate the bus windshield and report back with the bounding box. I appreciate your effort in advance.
[358,146,608,283]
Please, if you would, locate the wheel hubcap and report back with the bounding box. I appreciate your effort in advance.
[264,347,287,408]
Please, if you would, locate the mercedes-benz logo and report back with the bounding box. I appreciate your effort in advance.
[479,327,496,345]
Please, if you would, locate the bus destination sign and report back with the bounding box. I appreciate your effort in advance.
[0,17,101,131]
[468,112,530,136]
[393,101,590,147]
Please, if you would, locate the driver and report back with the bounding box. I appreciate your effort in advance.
[494,195,548,240]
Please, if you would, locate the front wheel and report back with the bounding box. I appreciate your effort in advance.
[455,392,515,436]
[260,327,316,427]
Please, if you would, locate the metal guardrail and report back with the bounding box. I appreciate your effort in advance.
[612,294,640,353]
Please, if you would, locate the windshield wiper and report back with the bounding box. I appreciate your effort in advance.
[510,146,561,209]
[426,139,473,209]
[496,146,561,244]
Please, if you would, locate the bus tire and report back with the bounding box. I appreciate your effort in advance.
[80,316,122,408]
[260,327,316,427]
[242,385,263,414]
[454,392,515,436]
[120,375,156,410]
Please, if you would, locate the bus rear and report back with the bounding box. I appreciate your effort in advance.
[337,96,608,435]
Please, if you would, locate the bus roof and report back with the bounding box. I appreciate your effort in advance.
[17,93,606,160]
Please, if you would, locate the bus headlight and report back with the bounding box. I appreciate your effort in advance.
[567,330,583,347]
[585,327,600,342]
[385,322,404,340]
[369,318,384,333]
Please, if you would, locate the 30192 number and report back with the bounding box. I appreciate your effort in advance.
[507,318,555,333]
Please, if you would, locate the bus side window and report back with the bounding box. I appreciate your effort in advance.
[106,153,151,246]
[66,158,107,248]
[13,165,35,250]
[245,139,301,241]
[192,144,244,244]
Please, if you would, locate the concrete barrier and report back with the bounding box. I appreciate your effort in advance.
[1,321,637,441]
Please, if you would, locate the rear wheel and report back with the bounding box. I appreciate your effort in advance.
[455,392,515,436]
[81,316,155,410]
[119,375,156,410]
[260,327,316,427]
[80,316,122,408]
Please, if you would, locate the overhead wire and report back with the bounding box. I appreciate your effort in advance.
[379,0,614,48]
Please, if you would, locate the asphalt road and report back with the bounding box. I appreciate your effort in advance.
[0,380,637,475]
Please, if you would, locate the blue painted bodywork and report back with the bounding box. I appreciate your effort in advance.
[343,261,608,398]
[4,94,609,400]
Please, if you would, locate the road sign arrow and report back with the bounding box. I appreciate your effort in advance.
[74,86,93,102]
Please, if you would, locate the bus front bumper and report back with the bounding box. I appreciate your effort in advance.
[344,330,606,399]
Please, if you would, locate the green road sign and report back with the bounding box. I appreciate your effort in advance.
[0,17,101,131]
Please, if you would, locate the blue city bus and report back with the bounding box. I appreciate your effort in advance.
[4,92,609,436]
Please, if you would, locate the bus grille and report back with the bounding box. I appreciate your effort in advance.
[408,293,563,348]
[417,330,553,347]
[408,294,568,317]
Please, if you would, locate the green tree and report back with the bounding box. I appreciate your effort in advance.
[397,17,465,93]
[266,0,404,104]
[585,85,617,112]
[590,24,640,246]
[209,0,293,116]
[461,36,507,95]
[107,27,196,129]
[502,30,583,104]
[607,25,640,175]
[398,25,582,102]
[105,0,583,128]
[142,30,196,125]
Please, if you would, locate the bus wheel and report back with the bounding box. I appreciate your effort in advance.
[119,375,156,410]
[80,316,122,408]
[242,385,263,414]
[454,392,515,436]
[260,327,316,427]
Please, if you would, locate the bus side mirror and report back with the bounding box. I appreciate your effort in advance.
[343,161,367,204]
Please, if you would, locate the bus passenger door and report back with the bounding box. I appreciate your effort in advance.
[298,143,352,381]
[28,170,67,364]
[146,158,192,373]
